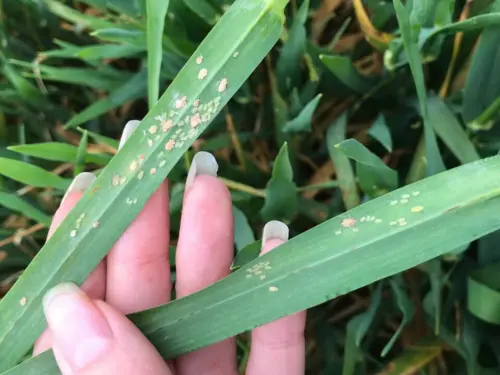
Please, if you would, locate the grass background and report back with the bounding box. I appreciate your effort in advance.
[1,0,500,373]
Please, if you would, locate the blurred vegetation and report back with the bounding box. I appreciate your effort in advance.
[1,0,500,373]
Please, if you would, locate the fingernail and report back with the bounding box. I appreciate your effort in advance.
[118,120,141,150]
[61,172,96,205]
[186,151,218,189]
[43,283,113,370]
[262,220,289,248]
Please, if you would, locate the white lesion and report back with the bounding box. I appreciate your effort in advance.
[246,261,272,279]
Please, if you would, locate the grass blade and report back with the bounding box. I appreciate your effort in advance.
[319,55,380,94]
[4,155,500,374]
[326,112,360,209]
[8,143,111,166]
[427,95,480,164]
[393,0,445,177]
[283,93,322,132]
[74,131,88,177]
[0,193,51,227]
[0,0,288,370]
[146,0,170,108]
[0,158,71,190]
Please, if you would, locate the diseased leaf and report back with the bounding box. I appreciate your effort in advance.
[5,155,500,374]
[0,1,289,370]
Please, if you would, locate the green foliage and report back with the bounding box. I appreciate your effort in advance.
[2,0,500,374]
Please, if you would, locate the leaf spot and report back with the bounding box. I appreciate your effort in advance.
[198,68,208,80]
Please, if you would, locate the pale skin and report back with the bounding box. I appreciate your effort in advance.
[33,121,306,375]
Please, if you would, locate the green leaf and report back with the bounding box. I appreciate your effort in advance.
[276,0,309,92]
[462,3,500,124]
[260,143,298,223]
[377,337,445,374]
[283,93,322,133]
[468,262,500,325]
[335,139,398,198]
[6,154,500,374]
[0,158,71,190]
[74,131,88,177]
[183,0,220,25]
[393,0,445,177]
[327,112,360,209]
[0,0,289,370]
[368,114,393,152]
[425,259,442,334]
[65,69,148,128]
[319,55,380,94]
[231,240,262,271]
[0,60,45,107]
[232,206,255,252]
[44,0,117,30]
[76,44,145,60]
[427,95,480,164]
[147,0,170,108]
[12,62,131,91]
[409,0,437,27]
[91,28,147,46]
[8,143,111,166]
[77,129,119,151]
[381,277,415,357]
[0,192,51,226]
[342,282,383,375]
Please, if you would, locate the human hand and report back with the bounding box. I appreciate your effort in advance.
[33,120,306,375]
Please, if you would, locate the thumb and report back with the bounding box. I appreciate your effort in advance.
[43,283,172,375]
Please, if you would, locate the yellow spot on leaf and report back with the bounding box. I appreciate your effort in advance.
[20,297,27,306]
[269,286,279,292]
[411,206,424,213]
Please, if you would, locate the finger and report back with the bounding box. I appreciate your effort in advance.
[175,152,237,375]
[105,120,171,314]
[34,172,105,356]
[43,283,172,375]
[246,221,306,375]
